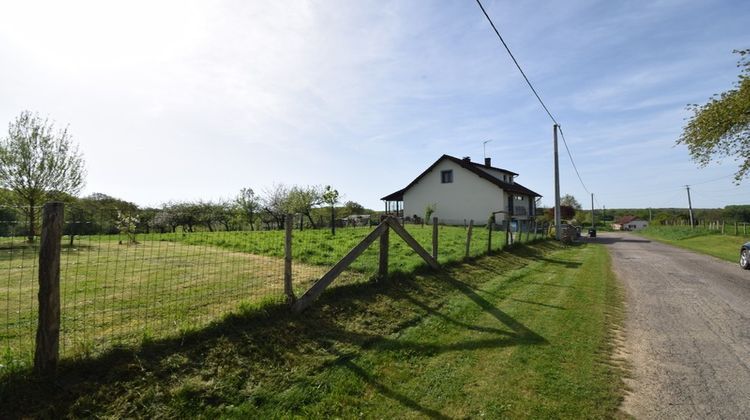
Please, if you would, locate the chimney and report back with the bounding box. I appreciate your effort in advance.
[484,157,491,167]
[462,156,471,162]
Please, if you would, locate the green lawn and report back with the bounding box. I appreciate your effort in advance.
[638,226,749,263]
[1,224,537,373]
[1,241,626,418]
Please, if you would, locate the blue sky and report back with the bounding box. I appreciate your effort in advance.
[1,0,748,211]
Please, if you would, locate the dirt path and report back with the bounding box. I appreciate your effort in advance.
[596,232,750,418]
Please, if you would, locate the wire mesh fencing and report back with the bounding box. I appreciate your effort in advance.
[1,205,550,377]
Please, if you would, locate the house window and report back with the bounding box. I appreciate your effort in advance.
[441,170,453,183]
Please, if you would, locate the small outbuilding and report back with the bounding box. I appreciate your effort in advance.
[612,215,648,231]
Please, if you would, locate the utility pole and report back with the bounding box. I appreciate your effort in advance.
[685,185,694,229]
[553,124,561,240]
[649,208,652,222]
[591,193,595,231]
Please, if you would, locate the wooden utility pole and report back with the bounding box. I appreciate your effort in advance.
[553,124,561,240]
[591,193,595,231]
[685,185,695,229]
[34,202,64,376]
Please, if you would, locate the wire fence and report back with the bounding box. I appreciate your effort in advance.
[1,204,547,377]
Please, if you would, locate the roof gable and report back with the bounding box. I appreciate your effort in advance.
[381,154,541,200]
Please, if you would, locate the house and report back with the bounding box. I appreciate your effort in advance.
[612,215,648,231]
[381,154,541,225]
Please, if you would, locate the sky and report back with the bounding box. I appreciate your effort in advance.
[1,0,749,211]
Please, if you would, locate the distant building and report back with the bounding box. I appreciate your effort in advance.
[613,215,648,231]
[381,154,541,225]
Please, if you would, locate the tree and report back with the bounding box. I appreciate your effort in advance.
[546,205,576,221]
[286,185,322,230]
[322,185,339,235]
[560,194,582,210]
[678,49,750,182]
[261,183,291,229]
[342,201,365,217]
[235,187,260,230]
[0,111,86,241]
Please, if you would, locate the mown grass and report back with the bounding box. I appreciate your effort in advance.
[1,241,626,418]
[1,224,535,375]
[638,225,750,263]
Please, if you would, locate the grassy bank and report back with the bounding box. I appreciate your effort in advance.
[1,241,626,418]
[638,226,749,263]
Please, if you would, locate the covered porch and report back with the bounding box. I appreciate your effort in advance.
[380,189,404,218]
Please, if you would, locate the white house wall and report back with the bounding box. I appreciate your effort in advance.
[402,159,506,224]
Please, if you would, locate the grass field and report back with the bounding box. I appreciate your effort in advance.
[1,223,535,373]
[638,225,750,263]
[1,240,625,418]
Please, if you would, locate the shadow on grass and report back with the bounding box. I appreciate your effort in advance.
[1,241,554,419]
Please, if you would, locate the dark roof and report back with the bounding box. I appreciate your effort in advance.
[381,188,405,201]
[615,215,641,225]
[380,154,541,200]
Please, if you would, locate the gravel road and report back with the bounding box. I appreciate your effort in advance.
[596,231,750,419]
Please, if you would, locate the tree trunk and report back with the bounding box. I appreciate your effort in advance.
[27,201,36,243]
[306,212,317,229]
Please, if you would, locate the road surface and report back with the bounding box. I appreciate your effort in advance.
[595,231,750,419]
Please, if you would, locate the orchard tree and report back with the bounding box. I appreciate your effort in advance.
[286,185,322,230]
[261,183,291,229]
[678,49,750,182]
[0,111,86,242]
[322,185,340,235]
[235,187,260,230]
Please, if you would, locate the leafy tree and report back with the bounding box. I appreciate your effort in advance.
[322,185,340,235]
[546,205,576,221]
[560,194,582,210]
[724,205,750,222]
[151,208,179,233]
[678,49,750,182]
[287,185,322,230]
[0,111,86,241]
[260,184,290,229]
[342,201,365,217]
[235,187,260,230]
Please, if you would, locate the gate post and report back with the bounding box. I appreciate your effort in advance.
[34,202,64,376]
[379,222,389,280]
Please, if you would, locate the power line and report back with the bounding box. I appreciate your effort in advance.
[474,0,590,195]
[557,126,590,194]
[474,0,557,125]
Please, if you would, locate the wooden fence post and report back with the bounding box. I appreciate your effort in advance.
[284,214,295,304]
[379,223,389,280]
[488,222,492,254]
[34,202,64,376]
[432,217,438,261]
[465,220,474,258]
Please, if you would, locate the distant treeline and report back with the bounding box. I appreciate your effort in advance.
[0,186,377,238]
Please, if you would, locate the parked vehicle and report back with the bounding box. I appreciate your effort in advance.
[741,242,750,269]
